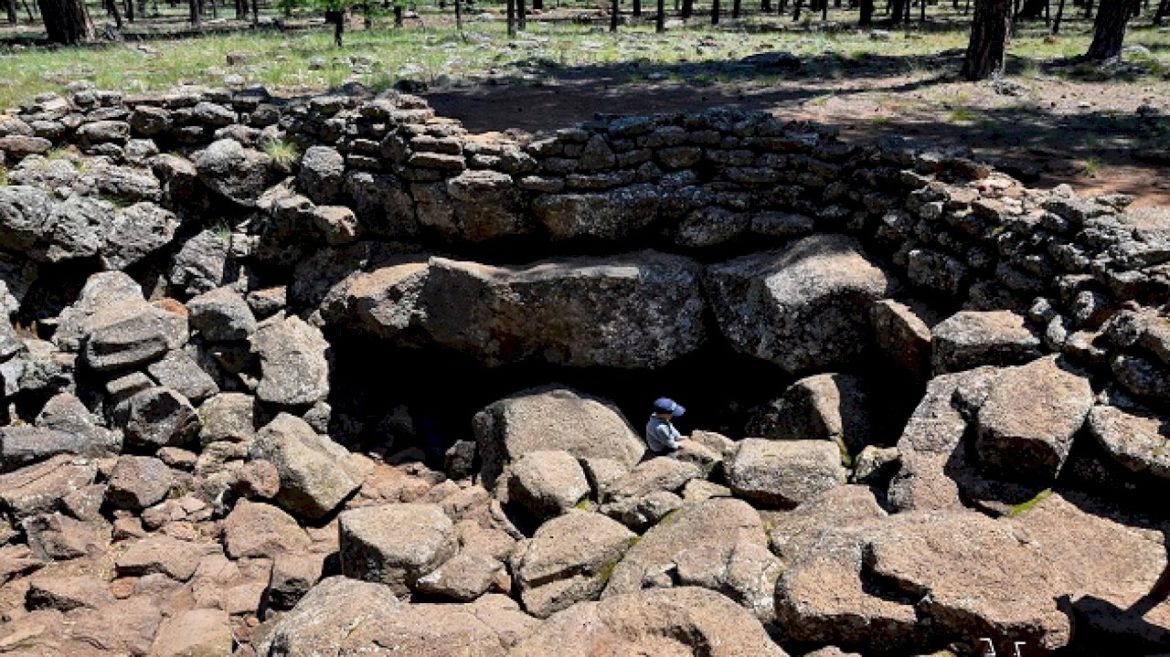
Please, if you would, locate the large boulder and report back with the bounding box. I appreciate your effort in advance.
[870,298,937,383]
[298,145,345,204]
[105,455,174,510]
[254,315,330,406]
[512,510,636,618]
[194,138,280,206]
[473,386,645,486]
[705,234,893,373]
[249,413,363,521]
[0,187,109,263]
[768,485,887,566]
[974,356,1094,483]
[344,252,707,369]
[339,503,457,595]
[148,608,233,657]
[726,439,845,509]
[223,499,311,559]
[100,202,180,270]
[603,498,779,620]
[426,168,528,241]
[254,576,403,657]
[931,310,1041,374]
[511,587,788,657]
[745,373,873,455]
[505,450,591,521]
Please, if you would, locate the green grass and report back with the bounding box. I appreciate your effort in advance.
[947,105,977,122]
[1083,157,1103,176]
[262,138,300,168]
[1009,488,1052,517]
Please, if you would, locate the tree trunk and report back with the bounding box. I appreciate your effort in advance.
[1083,0,1092,18]
[888,0,905,20]
[961,0,1010,79]
[919,0,925,20]
[792,0,802,19]
[1085,0,1130,59]
[1155,0,1168,22]
[506,0,514,34]
[711,0,718,22]
[106,0,122,26]
[633,0,640,16]
[532,0,541,9]
[1052,0,1065,28]
[859,0,872,22]
[517,0,525,29]
[762,0,771,10]
[38,0,93,42]
[233,0,242,19]
[610,0,618,29]
[5,0,18,23]
[732,0,740,16]
[822,0,828,19]
[250,0,257,23]
[393,3,402,24]
[656,0,664,29]
[455,0,462,30]
[188,0,200,25]
[681,0,692,16]
[326,8,343,44]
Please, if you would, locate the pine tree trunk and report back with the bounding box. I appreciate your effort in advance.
[962,0,1010,79]
[1085,0,1130,59]
[506,0,514,34]
[711,0,718,22]
[656,0,664,29]
[125,0,133,20]
[107,0,122,27]
[5,0,18,23]
[633,0,640,16]
[1052,0,1066,28]
[733,0,740,17]
[38,0,93,42]
[792,0,802,20]
[888,0,905,20]
[188,0,200,25]
[859,0,872,22]
[532,0,541,9]
[681,0,691,16]
[250,0,257,23]
[517,0,525,29]
[610,0,618,29]
[455,0,462,30]
[762,0,771,10]
[1155,0,1168,23]
[822,0,828,19]
[919,0,925,20]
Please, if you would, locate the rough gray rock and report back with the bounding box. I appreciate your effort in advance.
[0,426,110,472]
[726,439,846,509]
[505,450,591,521]
[250,413,362,521]
[871,298,937,383]
[603,498,779,620]
[81,300,187,372]
[515,587,787,657]
[76,120,130,147]
[706,234,893,373]
[427,168,528,241]
[512,510,636,618]
[194,138,279,206]
[0,455,98,520]
[339,503,456,594]
[197,392,256,445]
[297,145,346,204]
[473,386,645,486]
[53,272,145,352]
[169,229,232,296]
[0,187,111,263]
[255,315,330,406]
[100,202,180,270]
[532,184,661,241]
[974,356,1094,483]
[745,373,873,455]
[931,310,1041,374]
[186,286,256,343]
[121,387,201,450]
[114,534,205,581]
[414,552,507,602]
[768,485,886,566]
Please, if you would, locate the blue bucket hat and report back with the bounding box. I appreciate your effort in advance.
[653,397,685,417]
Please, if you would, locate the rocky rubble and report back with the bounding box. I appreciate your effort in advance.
[0,84,1166,657]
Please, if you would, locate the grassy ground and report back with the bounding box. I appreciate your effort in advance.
[0,5,1168,110]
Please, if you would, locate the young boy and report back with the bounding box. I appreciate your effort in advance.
[645,397,686,456]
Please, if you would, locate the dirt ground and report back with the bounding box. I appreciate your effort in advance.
[425,44,1170,207]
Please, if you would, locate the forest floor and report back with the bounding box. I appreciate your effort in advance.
[1,5,1169,203]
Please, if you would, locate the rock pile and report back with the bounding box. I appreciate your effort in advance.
[0,83,1167,656]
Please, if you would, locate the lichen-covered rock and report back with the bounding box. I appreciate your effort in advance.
[254,315,330,406]
[298,145,345,204]
[146,349,219,403]
[1086,404,1170,479]
[250,413,362,521]
[186,286,257,343]
[194,138,279,206]
[81,300,187,372]
[100,202,179,270]
[339,503,456,594]
[473,386,645,486]
[168,229,232,296]
[706,234,893,374]
[931,310,1041,374]
[533,184,661,241]
[0,187,110,263]
[512,510,636,618]
[726,439,845,509]
[974,356,1093,483]
[505,450,591,521]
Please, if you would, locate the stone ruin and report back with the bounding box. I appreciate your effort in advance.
[0,81,1168,656]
